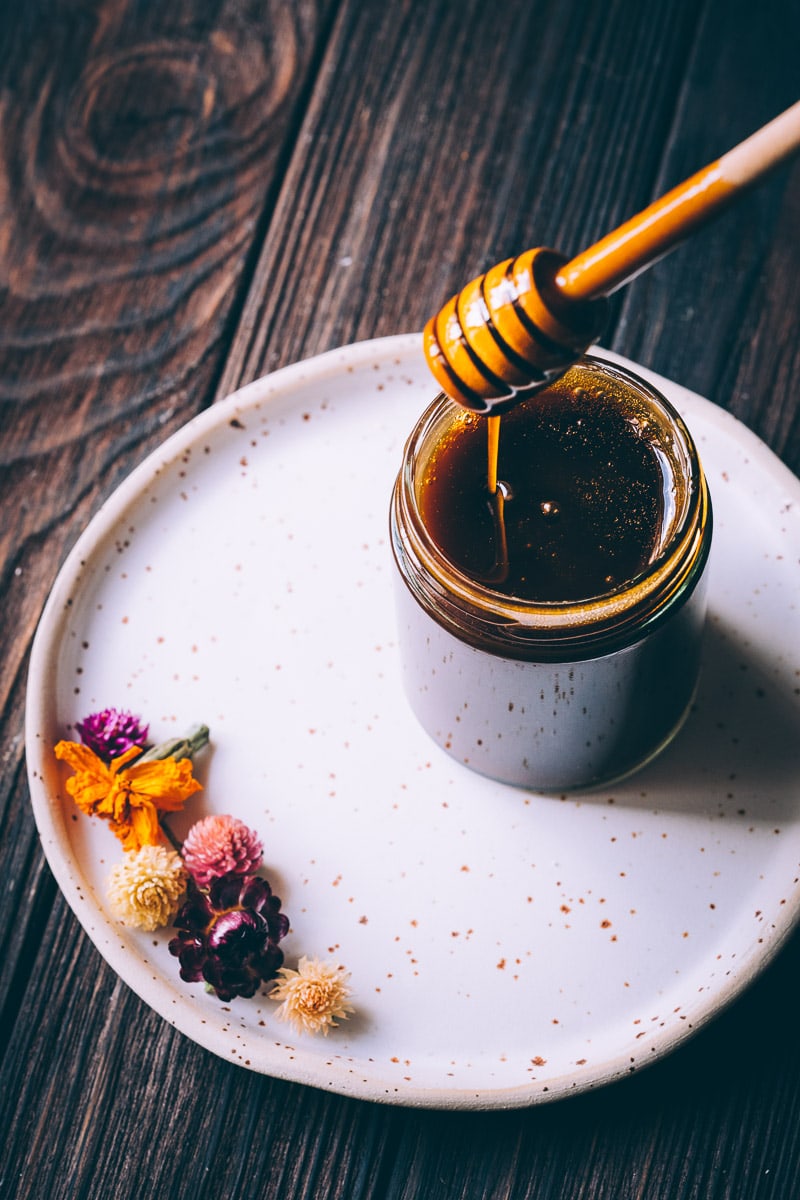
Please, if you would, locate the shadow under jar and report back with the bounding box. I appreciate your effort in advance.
[390,356,712,792]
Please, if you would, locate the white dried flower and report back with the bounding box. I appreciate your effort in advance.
[270,956,354,1036]
[106,844,187,931]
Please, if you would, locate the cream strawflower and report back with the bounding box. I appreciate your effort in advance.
[270,956,354,1036]
[107,844,187,931]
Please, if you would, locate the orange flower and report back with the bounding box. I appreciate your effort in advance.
[55,740,202,852]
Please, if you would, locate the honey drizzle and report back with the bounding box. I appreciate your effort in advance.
[486,415,501,494]
[484,414,510,584]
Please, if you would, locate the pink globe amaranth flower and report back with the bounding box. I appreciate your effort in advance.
[75,708,149,761]
[181,814,263,887]
[168,875,289,1002]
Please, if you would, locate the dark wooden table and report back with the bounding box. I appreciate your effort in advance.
[2,1,799,1196]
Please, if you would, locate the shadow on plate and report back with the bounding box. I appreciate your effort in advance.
[595,614,800,820]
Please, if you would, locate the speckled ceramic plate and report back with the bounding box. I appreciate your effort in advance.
[26,335,800,1109]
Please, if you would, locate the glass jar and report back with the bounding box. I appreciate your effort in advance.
[390,356,712,791]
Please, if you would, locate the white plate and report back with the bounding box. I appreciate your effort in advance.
[26,335,800,1109]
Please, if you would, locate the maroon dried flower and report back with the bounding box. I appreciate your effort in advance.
[182,814,263,887]
[169,876,289,1001]
[75,708,149,760]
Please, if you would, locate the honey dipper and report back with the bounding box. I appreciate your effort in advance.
[424,100,800,414]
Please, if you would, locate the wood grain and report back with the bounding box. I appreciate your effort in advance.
[216,0,705,395]
[2,0,800,1197]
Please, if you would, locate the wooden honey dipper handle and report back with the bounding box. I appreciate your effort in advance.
[424,101,800,414]
[559,99,800,301]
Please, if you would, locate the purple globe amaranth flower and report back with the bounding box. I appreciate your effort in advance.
[75,708,149,761]
[168,875,289,1001]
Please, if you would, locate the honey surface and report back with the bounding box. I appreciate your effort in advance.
[420,387,664,602]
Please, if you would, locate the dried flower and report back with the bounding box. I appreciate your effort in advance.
[76,708,149,760]
[182,814,264,887]
[57,708,347,1015]
[169,876,289,1001]
[55,741,202,852]
[270,956,354,1036]
[107,844,187,930]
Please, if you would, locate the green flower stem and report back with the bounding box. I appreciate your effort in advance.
[138,724,210,764]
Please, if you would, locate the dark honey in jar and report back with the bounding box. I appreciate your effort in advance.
[419,383,666,602]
